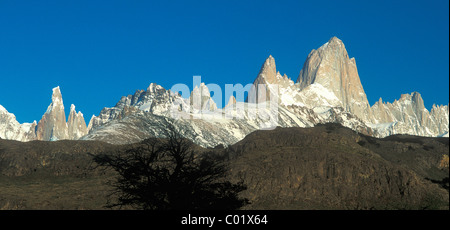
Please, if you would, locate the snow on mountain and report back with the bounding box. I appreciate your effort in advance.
[67,104,89,139]
[82,98,324,147]
[87,82,189,133]
[244,37,448,139]
[296,36,374,123]
[225,95,237,108]
[1,37,448,146]
[81,79,377,147]
[0,105,37,141]
[82,42,380,147]
[189,83,218,111]
[370,92,449,137]
[296,83,341,108]
[1,87,88,142]
[82,37,448,147]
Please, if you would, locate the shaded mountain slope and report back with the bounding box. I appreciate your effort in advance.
[0,139,115,177]
[226,123,449,209]
[0,124,448,210]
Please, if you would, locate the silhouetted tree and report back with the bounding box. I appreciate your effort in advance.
[93,125,249,210]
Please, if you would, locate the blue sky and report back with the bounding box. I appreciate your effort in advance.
[0,0,448,123]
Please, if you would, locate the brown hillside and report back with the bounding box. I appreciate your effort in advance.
[226,123,449,209]
[0,123,448,210]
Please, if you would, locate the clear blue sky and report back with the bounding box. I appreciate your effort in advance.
[0,0,448,123]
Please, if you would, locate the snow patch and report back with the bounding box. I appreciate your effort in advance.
[0,105,7,113]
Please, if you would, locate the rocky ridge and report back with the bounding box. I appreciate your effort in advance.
[370,92,449,137]
[296,37,375,123]
[0,37,448,146]
[0,105,37,142]
[1,87,88,141]
[73,37,450,147]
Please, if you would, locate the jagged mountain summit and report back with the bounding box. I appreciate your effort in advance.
[0,105,37,141]
[36,86,69,141]
[81,37,447,147]
[370,92,449,137]
[0,37,448,146]
[82,81,321,147]
[242,37,448,139]
[68,104,89,140]
[296,37,374,123]
[0,86,88,141]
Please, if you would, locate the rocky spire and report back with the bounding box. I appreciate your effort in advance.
[371,97,394,123]
[296,37,374,122]
[247,55,280,104]
[36,86,69,141]
[370,91,449,137]
[396,92,428,124]
[86,114,98,133]
[411,92,425,112]
[67,104,88,139]
[189,83,217,111]
[257,55,277,84]
[225,95,237,108]
[36,86,88,141]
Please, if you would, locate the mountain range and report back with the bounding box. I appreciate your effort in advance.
[1,86,88,142]
[0,37,448,146]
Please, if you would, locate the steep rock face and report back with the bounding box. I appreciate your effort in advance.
[87,83,187,133]
[32,37,450,146]
[82,80,377,147]
[429,104,450,136]
[225,95,237,108]
[2,37,448,146]
[370,92,449,137]
[35,86,88,141]
[82,103,322,147]
[246,55,289,104]
[242,52,376,138]
[1,86,88,142]
[67,104,88,139]
[296,37,374,122]
[36,87,69,141]
[370,98,394,123]
[0,105,37,141]
[189,83,217,111]
[83,81,334,147]
[247,55,307,107]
